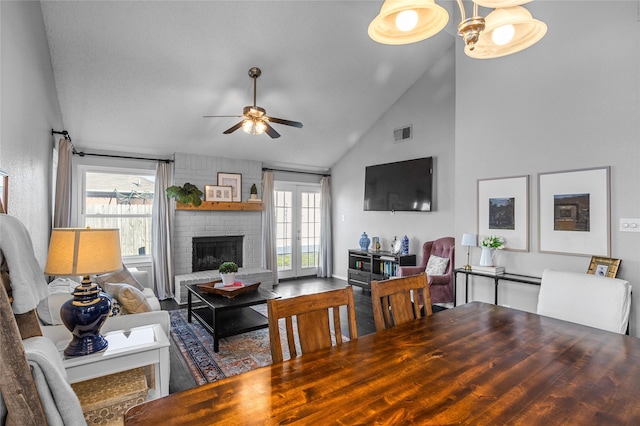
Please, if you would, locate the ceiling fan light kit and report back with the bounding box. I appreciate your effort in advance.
[368,0,547,59]
[204,67,303,139]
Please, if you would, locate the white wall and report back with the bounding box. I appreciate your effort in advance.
[0,1,63,264]
[332,45,457,279]
[454,2,640,332]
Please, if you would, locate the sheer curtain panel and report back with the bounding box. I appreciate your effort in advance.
[317,176,333,277]
[261,171,278,285]
[53,138,72,228]
[152,162,174,299]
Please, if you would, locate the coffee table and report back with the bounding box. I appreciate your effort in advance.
[186,282,277,352]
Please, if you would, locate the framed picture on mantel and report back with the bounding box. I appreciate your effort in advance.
[217,173,242,202]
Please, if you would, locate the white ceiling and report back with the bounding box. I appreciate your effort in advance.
[41,0,456,171]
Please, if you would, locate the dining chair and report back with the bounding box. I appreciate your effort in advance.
[267,286,358,363]
[370,272,432,332]
[537,269,632,334]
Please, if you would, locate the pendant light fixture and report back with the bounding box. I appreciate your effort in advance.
[368,0,547,59]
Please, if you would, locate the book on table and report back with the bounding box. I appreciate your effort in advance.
[471,265,505,274]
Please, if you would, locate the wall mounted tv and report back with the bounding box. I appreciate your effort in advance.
[364,157,433,212]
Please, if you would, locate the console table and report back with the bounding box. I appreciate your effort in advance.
[454,268,541,305]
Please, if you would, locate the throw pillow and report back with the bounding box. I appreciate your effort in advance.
[425,255,449,276]
[102,282,152,314]
[94,263,144,291]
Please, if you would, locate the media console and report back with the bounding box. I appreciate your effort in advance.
[347,249,416,291]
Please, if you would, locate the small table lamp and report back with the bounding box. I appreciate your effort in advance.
[45,228,122,357]
[461,233,477,271]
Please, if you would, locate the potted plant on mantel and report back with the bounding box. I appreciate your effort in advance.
[165,183,203,207]
[250,184,258,199]
[218,261,238,286]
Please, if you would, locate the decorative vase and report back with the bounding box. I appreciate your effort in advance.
[220,273,236,286]
[372,237,380,252]
[401,235,409,255]
[60,281,112,357]
[359,232,370,251]
[479,247,496,267]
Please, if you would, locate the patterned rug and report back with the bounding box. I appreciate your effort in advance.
[170,305,284,385]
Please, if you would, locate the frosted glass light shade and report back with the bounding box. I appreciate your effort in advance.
[45,228,122,276]
[465,5,547,59]
[368,0,449,45]
[473,0,532,7]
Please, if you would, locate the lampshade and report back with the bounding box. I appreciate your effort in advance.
[465,6,547,59]
[461,233,477,247]
[45,228,122,276]
[368,0,449,45]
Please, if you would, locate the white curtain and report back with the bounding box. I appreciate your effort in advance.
[261,171,278,285]
[317,176,333,277]
[152,161,174,300]
[53,138,72,228]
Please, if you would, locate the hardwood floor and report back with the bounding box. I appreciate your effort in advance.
[159,276,443,394]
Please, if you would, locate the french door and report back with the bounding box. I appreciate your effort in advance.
[274,183,321,279]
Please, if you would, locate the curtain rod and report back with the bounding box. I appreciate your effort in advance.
[52,129,173,163]
[262,167,330,177]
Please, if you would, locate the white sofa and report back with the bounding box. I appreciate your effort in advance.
[39,268,170,343]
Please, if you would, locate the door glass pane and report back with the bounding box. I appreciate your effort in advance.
[275,190,292,272]
[300,192,320,269]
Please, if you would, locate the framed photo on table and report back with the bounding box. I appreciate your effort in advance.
[217,173,242,202]
[204,185,233,202]
[587,256,621,278]
[477,175,529,252]
[538,166,610,256]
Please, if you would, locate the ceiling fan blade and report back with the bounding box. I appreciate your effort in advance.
[263,122,281,139]
[266,116,303,128]
[223,121,245,134]
[203,115,243,118]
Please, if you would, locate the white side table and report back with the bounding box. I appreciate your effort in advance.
[58,323,170,399]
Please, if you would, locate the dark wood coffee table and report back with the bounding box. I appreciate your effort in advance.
[186,282,277,352]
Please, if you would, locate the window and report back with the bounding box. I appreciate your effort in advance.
[80,168,155,258]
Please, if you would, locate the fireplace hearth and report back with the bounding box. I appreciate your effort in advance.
[192,236,243,272]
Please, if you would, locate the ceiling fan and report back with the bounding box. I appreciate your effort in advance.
[203,67,303,139]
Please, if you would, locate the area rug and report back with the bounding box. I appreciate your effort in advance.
[169,306,272,385]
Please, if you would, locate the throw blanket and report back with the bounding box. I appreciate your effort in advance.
[0,215,48,314]
[24,336,85,425]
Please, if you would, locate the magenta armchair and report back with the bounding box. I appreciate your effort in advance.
[398,237,455,304]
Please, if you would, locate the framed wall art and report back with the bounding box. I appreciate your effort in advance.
[477,175,529,252]
[217,173,242,202]
[204,185,233,202]
[538,166,610,256]
[586,256,621,278]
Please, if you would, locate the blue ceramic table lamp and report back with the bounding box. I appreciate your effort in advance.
[44,228,121,357]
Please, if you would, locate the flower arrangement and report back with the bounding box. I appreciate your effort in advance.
[481,235,505,249]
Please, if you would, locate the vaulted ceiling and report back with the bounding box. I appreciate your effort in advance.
[41,1,456,171]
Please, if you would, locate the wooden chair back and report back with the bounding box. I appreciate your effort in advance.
[267,286,358,363]
[0,268,48,425]
[371,272,432,332]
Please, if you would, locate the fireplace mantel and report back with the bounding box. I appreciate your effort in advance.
[176,201,263,211]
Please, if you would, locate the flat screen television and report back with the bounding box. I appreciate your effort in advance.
[364,157,433,212]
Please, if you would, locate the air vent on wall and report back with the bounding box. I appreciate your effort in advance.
[393,125,412,143]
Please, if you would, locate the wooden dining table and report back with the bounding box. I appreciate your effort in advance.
[125,302,640,425]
